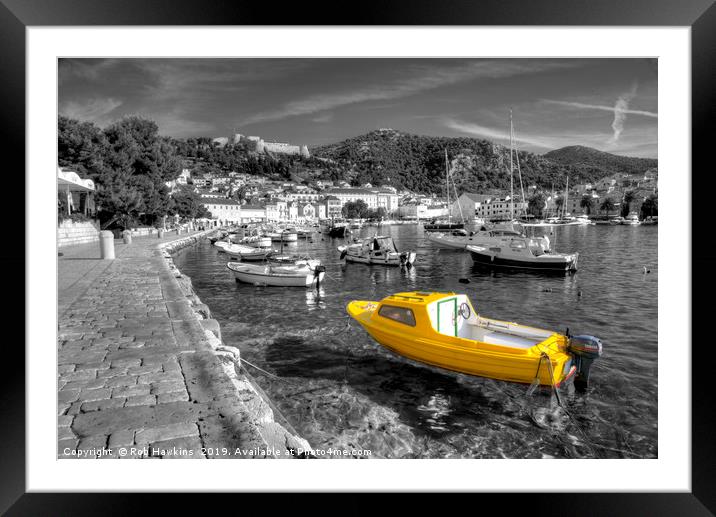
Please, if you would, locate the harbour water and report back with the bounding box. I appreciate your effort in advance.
[173,224,658,459]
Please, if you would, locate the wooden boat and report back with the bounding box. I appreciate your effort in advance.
[227,262,326,287]
[467,238,577,272]
[347,291,602,390]
[222,243,271,261]
[338,236,416,267]
[235,235,272,248]
[266,252,321,269]
[328,222,351,238]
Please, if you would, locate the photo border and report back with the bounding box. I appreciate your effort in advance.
[3,0,713,513]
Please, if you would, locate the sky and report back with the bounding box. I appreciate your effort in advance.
[58,58,658,158]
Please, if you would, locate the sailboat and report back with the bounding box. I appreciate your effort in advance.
[423,149,465,232]
[427,111,549,252]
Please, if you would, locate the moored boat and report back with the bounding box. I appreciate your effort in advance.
[467,237,577,272]
[347,291,602,390]
[427,226,551,252]
[227,261,325,287]
[338,235,416,267]
[328,221,351,238]
[222,243,271,261]
[621,212,641,225]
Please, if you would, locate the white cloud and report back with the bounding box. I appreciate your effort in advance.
[541,99,657,118]
[609,84,639,143]
[244,61,579,125]
[60,97,123,124]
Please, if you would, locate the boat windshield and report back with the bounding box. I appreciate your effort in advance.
[372,237,397,252]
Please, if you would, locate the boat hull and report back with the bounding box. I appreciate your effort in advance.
[345,251,416,266]
[469,249,578,272]
[228,264,324,287]
[423,223,464,232]
[347,301,573,386]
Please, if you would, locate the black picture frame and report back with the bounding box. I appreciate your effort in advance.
[3,0,712,514]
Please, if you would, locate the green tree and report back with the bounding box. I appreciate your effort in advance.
[600,197,616,216]
[554,196,565,216]
[58,115,181,229]
[342,200,368,219]
[527,193,546,218]
[640,194,658,218]
[621,190,635,217]
[580,195,594,215]
[170,185,210,219]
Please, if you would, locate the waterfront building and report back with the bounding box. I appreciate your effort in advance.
[202,197,242,223]
[451,193,494,220]
[239,204,267,223]
[396,203,448,220]
[324,196,342,219]
[323,187,379,209]
[265,200,288,222]
[57,166,96,217]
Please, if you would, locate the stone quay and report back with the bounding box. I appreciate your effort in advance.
[58,229,310,459]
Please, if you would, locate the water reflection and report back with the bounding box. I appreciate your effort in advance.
[174,224,658,459]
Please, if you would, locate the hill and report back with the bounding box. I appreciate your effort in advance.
[544,145,657,177]
[309,129,656,195]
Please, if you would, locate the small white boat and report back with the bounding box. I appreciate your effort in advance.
[227,262,325,287]
[338,236,416,267]
[221,243,271,261]
[609,216,625,225]
[621,212,641,225]
[281,231,298,242]
[467,238,578,272]
[236,235,272,248]
[267,252,322,269]
[574,214,592,225]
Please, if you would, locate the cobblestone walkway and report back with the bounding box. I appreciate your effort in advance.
[57,233,289,459]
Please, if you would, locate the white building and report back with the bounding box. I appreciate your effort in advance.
[323,188,379,209]
[202,197,242,223]
[239,204,267,222]
[397,204,448,220]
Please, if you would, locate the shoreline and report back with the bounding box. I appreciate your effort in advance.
[157,231,313,457]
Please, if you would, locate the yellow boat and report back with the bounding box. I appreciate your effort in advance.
[347,292,602,390]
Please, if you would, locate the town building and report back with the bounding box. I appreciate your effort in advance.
[202,197,242,224]
[239,204,267,223]
[324,196,342,219]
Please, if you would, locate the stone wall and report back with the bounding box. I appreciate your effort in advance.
[159,231,312,455]
[58,220,100,248]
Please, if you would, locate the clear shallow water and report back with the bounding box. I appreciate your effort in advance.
[173,224,658,459]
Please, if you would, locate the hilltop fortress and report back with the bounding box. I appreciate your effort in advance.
[212,133,310,158]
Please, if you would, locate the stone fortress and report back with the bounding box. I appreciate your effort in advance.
[212,133,310,158]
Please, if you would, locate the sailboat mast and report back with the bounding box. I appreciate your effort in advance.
[509,110,514,220]
[445,148,451,224]
[564,176,569,218]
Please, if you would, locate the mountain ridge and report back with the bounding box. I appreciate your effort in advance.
[308,129,656,195]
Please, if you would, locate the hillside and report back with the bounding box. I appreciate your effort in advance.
[309,129,655,195]
[544,145,657,177]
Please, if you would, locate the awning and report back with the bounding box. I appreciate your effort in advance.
[58,167,95,192]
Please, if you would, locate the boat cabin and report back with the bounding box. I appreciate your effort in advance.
[360,236,398,254]
[374,292,554,349]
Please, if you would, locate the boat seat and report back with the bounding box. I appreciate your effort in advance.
[466,323,540,348]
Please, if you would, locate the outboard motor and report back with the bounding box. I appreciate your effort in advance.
[313,265,326,288]
[339,249,348,260]
[399,252,413,268]
[567,335,603,392]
